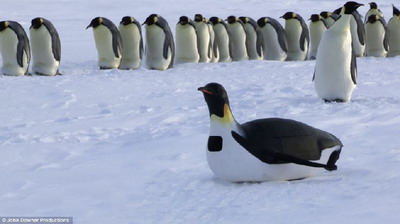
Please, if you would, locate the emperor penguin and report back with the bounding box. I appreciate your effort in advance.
[257,17,288,61]
[0,21,30,76]
[193,14,211,63]
[387,5,400,57]
[209,17,232,62]
[365,2,384,23]
[226,16,249,61]
[29,17,61,76]
[334,6,365,57]
[239,16,264,60]
[319,11,340,28]
[86,17,122,69]
[198,82,343,182]
[308,14,327,60]
[365,15,388,57]
[314,1,363,103]
[207,19,219,63]
[281,12,309,61]
[118,16,143,70]
[143,14,175,71]
[175,16,200,64]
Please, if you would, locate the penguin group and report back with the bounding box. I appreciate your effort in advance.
[0,18,61,76]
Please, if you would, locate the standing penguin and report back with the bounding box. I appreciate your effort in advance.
[0,21,30,76]
[118,16,143,70]
[198,82,343,182]
[209,17,232,62]
[30,17,61,76]
[281,12,309,61]
[207,19,219,63]
[320,11,339,28]
[193,14,211,63]
[239,16,264,60]
[226,16,248,61]
[143,14,175,71]
[257,17,288,61]
[314,1,363,103]
[365,2,384,23]
[87,17,122,69]
[175,16,200,64]
[387,5,400,57]
[365,15,388,57]
[308,14,327,60]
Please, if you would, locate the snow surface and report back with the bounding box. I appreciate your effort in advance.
[1,0,400,223]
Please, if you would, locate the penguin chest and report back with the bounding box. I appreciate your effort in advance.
[365,23,387,57]
[93,25,120,68]
[193,22,211,62]
[213,25,231,62]
[0,29,28,75]
[243,24,261,60]
[388,19,400,55]
[30,27,59,75]
[285,20,307,60]
[227,23,248,61]
[119,24,142,63]
[175,25,199,62]
[309,22,326,58]
[350,16,365,56]
[145,25,172,70]
[261,25,286,60]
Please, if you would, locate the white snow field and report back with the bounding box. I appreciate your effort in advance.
[1,0,400,223]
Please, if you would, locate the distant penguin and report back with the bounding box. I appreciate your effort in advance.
[0,21,30,76]
[198,82,343,182]
[365,15,388,57]
[239,16,264,60]
[314,1,363,103]
[87,17,122,69]
[387,5,400,57]
[30,17,61,76]
[193,14,211,63]
[320,11,340,28]
[365,2,384,23]
[334,6,365,57]
[118,16,143,70]
[281,12,309,61]
[257,17,288,61]
[308,14,327,60]
[143,14,175,71]
[209,17,232,62]
[207,19,219,63]
[226,16,249,61]
[175,16,200,63]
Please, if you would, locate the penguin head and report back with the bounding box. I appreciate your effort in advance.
[143,14,159,26]
[343,1,363,14]
[393,4,400,16]
[86,17,103,29]
[226,16,238,24]
[366,15,379,23]
[198,83,230,118]
[209,17,222,25]
[369,2,378,9]
[120,16,135,26]
[332,7,342,15]
[178,16,190,25]
[194,14,205,22]
[309,14,322,22]
[0,21,10,32]
[280,12,297,20]
[30,17,44,29]
[238,17,249,24]
[319,11,331,19]
[257,17,268,27]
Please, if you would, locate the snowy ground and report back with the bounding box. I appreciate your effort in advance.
[1,0,400,223]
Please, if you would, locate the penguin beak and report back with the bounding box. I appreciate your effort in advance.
[198,87,213,95]
[86,24,92,29]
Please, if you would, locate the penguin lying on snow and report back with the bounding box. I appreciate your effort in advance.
[198,83,342,182]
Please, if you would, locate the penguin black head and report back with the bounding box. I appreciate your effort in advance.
[143,14,159,26]
[333,7,342,15]
[226,16,238,24]
[366,14,379,23]
[393,4,400,16]
[257,17,268,27]
[309,14,322,22]
[369,2,378,9]
[280,12,296,20]
[0,21,9,32]
[209,17,222,25]
[238,17,249,24]
[198,83,230,117]
[194,14,205,22]
[343,1,363,14]
[86,17,103,29]
[31,17,44,29]
[320,11,331,19]
[120,16,135,26]
[179,16,190,25]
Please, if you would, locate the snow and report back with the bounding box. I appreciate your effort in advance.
[1,0,400,223]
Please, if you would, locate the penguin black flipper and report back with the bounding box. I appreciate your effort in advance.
[297,15,310,51]
[102,18,122,58]
[133,19,144,59]
[352,10,365,45]
[267,18,288,52]
[378,17,389,52]
[42,19,61,62]
[350,46,357,84]
[157,16,174,68]
[7,22,30,68]
[231,118,342,170]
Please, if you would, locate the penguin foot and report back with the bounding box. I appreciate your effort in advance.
[323,99,346,103]
[100,66,113,70]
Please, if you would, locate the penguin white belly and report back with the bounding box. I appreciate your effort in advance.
[261,25,287,61]
[350,16,365,57]
[194,22,211,63]
[208,24,219,63]
[309,22,326,59]
[175,25,199,63]
[30,27,59,76]
[314,31,355,102]
[213,24,231,62]
[388,19,400,57]
[119,24,142,69]
[145,25,172,71]
[227,23,248,61]
[285,20,307,61]
[0,29,28,76]
[93,26,121,69]
[244,24,262,60]
[365,23,387,57]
